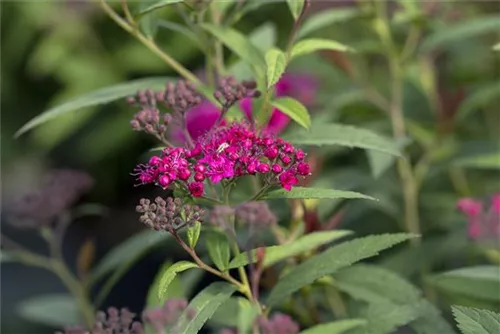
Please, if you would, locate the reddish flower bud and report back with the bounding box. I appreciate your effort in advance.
[189,182,204,197]
[148,156,162,166]
[194,172,205,182]
[159,175,171,188]
[178,168,191,180]
[194,164,206,173]
[264,147,279,159]
[257,163,270,173]
[272,164,283,174]
[295,149,305,160]
[297,162,310,176]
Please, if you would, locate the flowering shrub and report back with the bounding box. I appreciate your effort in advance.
[5,0,500,334]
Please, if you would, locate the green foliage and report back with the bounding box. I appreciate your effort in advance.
[146,261,183,307]
[266,233,416,306]
[187,221,202,249]
[17,294,79,327]
[271,97,311,129]
[300,319,367,334]
[157,261,198,301]
[297,8,365,39]
[430,266,500,302]
[176,282,237,334]
[262,186,375,200]
[285,123,402,156]
[355,301,419,334]
[137,0,184,17]
[291,38,354,59]
[228,230,353,269]
[286,0,305,20]
[457,81,500,120]
[265,48,287,88]
[452,306,500,334]
[205,231,231,272]
[452,152,500,169]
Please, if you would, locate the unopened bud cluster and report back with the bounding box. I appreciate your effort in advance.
[235,202,277,227]
[214,77,260,109]
[136,197,204,232]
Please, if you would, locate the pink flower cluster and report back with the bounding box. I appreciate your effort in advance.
[457,193,500,241]
[134,122,310,197]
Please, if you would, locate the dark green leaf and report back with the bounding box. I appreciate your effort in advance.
[206,231,231,271]
[284,123,402,156]
[15,77,171,137]
[266,48,287,88]
[176,282,237,334]
[266,233,417,306]
[228,230,353,269]
[291,38,353,59]
[17,294,79,327]
[157,261,198,301]
[421,15,500,52]
[286,0,305,20]
[261,187,376,201]
[298,8,364,39]
[300,319,367,334]
[452,306,500,334]
[272,97,311,129]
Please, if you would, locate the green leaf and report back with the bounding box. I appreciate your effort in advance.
[147,261,182,307]
[261,187,376,201]
[206,231,231,271]
[452,306,500,334]
[266,233,416,306]
[430,266,500,302]
[367,138,409,179]
[272,97,311,129]
[358,301,419,334]
[187,221,202,249]
[15,77,171,137]
[452,153,500,169]
[90,230,169,283]
[265,48,287,88]
[157,20,205,50]
[17,294,79,327]
[176,282,237,334]
[300,319,367,334]
[493,43,500,51]
[291,38,353,59]
[297,8,364,39]
[158,261,198,301]
[457,82,500,121]
[284,123,402,157]
[137,0,183,16]
[334,265,456,334]
[286,0,305,20]
[201,24,266,77]
[421,15,500,52]
[228,230,353,269]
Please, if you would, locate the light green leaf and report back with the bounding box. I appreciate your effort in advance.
[452,306,500,334]
[421,15,500,52]
[452,153,500,169]
[176,282,237,334]
[17,294,79,327]
[284,123,402,157]
[146,261,183,307]
[90,230,169,283]
[206,231,231,271]
[187,221,202,249]
[300,319,367,334]
[201,24,266,77]
[430,266,500,302]
[266,48,287,88]
[298,8,364,39]
[157,261,198,301]
[334,265,456,334]
[266,233,417,306]
[261,187,376,201]
[493,43,500,51]
[291,38,353,59]
[286,0,305,20]
[272,97,311,129]
[15,77,171,137]
[457,82,500,120]
[228,230,353,269]
[137,0,183,16]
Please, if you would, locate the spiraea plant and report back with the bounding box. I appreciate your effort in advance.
[9,0,500,334]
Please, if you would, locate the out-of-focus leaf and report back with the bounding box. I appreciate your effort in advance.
[147,261,182,307]
[291,38,354,59]
[158,261,198,301]
[286,0,305,20]
[157,20,205,50]
[420,15,500,52]
[266,233,416,306]
[15,77,171,137]
[228,230,353,269]
[137,0,183,16]
[430,266,500,302]
[452,153,500,169]
[300,319,367,334]
[72,203,109,219]
[262,187,375,201]
[285,123,402,156]
[367,137,410,179]
[201,24,266,77]
[457,82,500,121]
[493,43,500,51]
[176,282,237,334]
[17,294,80,327]
[77,239,95,279]
[272,97,310,129]
[298,8,364,39]
[265,48,287,88]
[452,305,500,334]
[209,297,257,329]
[206,231,231,271]
[356,301,419,334]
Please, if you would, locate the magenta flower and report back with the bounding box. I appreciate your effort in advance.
[457,194,500,241]
[170,73,317,143]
